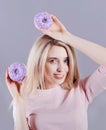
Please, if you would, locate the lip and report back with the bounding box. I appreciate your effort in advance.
[54,74,64,79]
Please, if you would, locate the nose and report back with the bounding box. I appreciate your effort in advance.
[57,63,63,72]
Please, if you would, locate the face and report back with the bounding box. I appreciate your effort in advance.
[44,45,69,89]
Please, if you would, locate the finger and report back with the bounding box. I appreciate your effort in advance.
[5,69,20,98]
[5,69,12,84]
[5,69,17,87]
[51,15,67,31]
[51,15,61,24]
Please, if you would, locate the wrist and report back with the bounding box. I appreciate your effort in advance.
[13,98,26,118]
[63,32,73,44]
[13,97,26,110]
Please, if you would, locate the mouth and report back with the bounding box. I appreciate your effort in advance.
[54,74,64,79]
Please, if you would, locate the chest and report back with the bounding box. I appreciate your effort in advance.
[28,90,88,130]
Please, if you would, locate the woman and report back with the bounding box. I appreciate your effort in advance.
[6,13,106,130]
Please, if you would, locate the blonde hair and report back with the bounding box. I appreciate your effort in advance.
[23,35,80,96]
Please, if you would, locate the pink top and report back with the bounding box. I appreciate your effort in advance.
[26,66,106,130]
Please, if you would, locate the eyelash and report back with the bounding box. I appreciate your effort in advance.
[64,59,69,64]
[49,59,57,63]
[49,59,69,64]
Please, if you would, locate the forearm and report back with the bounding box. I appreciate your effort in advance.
[13,99,29,130]
[64,33,106,66]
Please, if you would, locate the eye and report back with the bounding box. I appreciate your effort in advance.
[64,58,69,65]
[49,59,57,64]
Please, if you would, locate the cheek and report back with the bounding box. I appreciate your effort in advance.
[45,65,56,75]
[65,65,69,73]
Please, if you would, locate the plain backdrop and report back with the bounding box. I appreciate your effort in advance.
[0,0,106,130]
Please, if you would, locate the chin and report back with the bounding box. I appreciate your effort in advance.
[55,80,64,85]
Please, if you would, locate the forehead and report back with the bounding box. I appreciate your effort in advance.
[47,45,68,58]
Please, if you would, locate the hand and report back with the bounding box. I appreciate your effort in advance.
[36,13,71,42]
[5,69,26,100]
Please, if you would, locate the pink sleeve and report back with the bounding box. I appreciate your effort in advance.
[80,65,106,103]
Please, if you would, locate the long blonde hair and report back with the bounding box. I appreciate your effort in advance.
[23,35,80,96]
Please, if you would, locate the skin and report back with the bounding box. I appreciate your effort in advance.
[5,13,106,130]
[42,14,106,67]
[44,45,69,89]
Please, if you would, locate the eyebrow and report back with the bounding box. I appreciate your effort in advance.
[47,57,69,60]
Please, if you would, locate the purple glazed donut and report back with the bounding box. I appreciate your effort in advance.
[8,62,26,82]
[34,12,53,29]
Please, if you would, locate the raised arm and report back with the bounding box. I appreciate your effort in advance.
[5,71,29,130]
[13,98,29,130]
[65,33,106,67]
[39,14,106,67]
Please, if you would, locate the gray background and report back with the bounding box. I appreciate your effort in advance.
[0,0,106,130]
